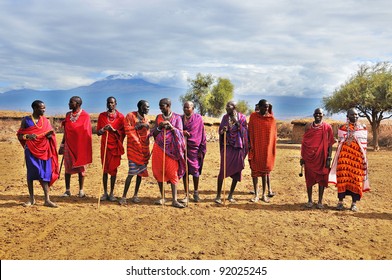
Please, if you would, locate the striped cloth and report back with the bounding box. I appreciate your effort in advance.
[329,123,369,198]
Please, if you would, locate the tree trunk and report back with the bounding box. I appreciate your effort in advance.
[371,122,380,151]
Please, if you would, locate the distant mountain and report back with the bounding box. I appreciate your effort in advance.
[0,77,186,116]
[0,75,327,120]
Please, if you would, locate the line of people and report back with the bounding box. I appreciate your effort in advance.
[17,96,369,211]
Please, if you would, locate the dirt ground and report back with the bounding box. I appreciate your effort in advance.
[1,125,391,260]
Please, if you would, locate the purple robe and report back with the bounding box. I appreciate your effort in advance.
[218,112,248,181]
[153,113,186,178]
[182,113,207,177]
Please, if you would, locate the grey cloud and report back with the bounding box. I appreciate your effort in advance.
[1,0,392,97]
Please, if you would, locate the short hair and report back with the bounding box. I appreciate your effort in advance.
[137,100,148,110]
[184,101,194,108]
[31,100,44,109]
[107,96,117,103]
[227,100,237,108]
[159,98,171,107]
[70,96,82,105]
[258,99,268,107]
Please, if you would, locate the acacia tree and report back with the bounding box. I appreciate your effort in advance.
[206,78,234,117]
[180,73,214,116]
[236,99,252,115]
[323,62,392,151]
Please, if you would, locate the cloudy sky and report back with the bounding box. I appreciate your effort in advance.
[1,0,391,99]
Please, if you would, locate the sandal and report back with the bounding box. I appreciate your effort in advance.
[154,198,166,205]
[267,191,276,198]
[214,197,222,204]
[336,202,344,211]
[118,197,127,206]
[350,204,358,212]
[23,200,36,207]
[78,190,86,198]
[193,193,200,202]
[172,201,185,208]
[61,191,71,197]
[261,196,270,203]
[108,195,117,202]
[250,196,259,203]
[305,201,314,208]
[100,194,108,201]
[316,203,324,209]
[131,196,141,203]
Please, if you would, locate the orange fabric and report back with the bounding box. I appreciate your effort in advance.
[151,143,179,184]
[124,112,150,165]
[248,112,277,177]
[336,139,366,198]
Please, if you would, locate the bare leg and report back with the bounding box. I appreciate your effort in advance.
[215,177,223,203]
[42,181,57,208]
[62,173,71,196]
[266,174,273,195]
[228,179,238,202]
[108,175,117,201]
[306,185,313,208]
[251,177,259,202]
[261,175,269,202]
[318,185,325,204]
[100,173,109,201]
[131,175,142,203]
[65,173,71,192]
[307,186,313,203]
[193,176,200,202]
[171,183,184,208]
[24,180,35,206]
[78,173,85,197]
[102,173,109,196]
[78,173,84,191]
[316,184,325,209]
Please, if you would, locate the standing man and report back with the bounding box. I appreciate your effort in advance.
[300,108,335,209]
[151,98,186,208]
[248,99,277,203]
[119,100,151,205]
[17,100,59,208]
[215,101,248,204]
[180,101,207,203]
[59,96,93,198]
[329,108,369,212]
[97,96,125,202]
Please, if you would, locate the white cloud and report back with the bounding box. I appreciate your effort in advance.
[1,0,392,96]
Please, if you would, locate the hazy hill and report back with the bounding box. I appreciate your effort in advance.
[0,75,326,119]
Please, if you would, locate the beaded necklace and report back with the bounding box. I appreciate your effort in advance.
[70,109,82,123]
[345,122,358,145]
[30,115,43,129]
[162,111,173,121]
[311,121,323,130]
[228,111,238,128]
[107,110,117,123]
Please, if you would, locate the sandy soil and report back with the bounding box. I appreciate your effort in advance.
[1,127,391,260]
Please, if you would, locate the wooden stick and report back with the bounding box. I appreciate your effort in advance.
[98,131,109,209]
[185,136,189,207]
[58,156,64,179]
[162,128,166,207]
[223,131,227,205]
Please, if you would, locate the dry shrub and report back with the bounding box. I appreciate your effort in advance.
[277,121,293,139]
[367,123,392,148]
